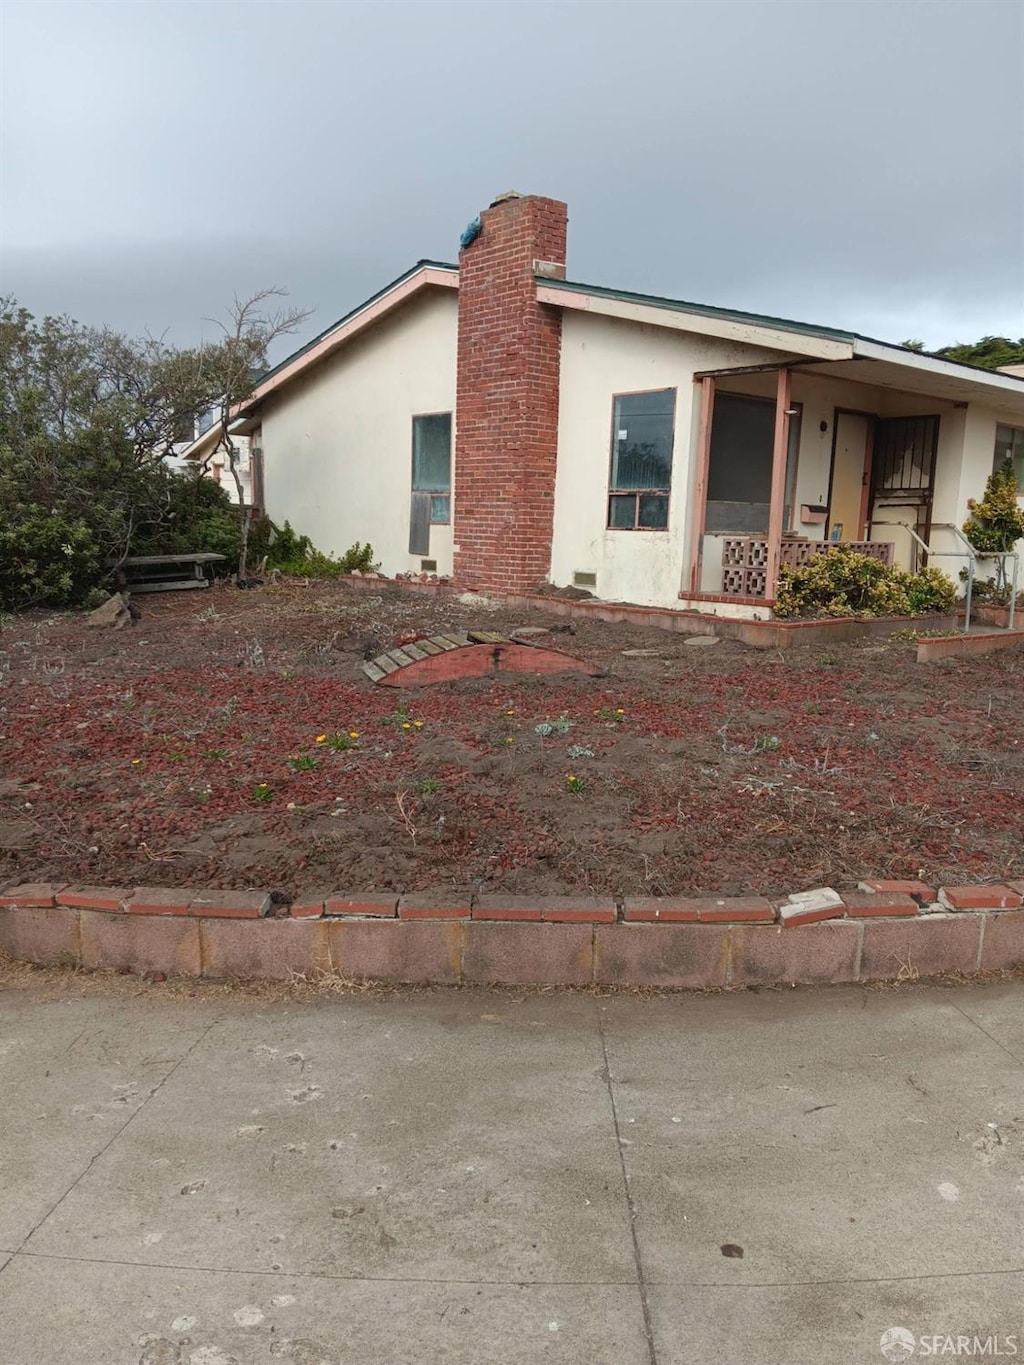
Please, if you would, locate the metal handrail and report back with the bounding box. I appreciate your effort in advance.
[869,520,1019,633]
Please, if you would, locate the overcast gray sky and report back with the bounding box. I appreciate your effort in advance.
[2,0,1022,358]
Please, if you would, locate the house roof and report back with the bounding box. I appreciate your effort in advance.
[232,260,458,424]
[538,275,1024,399]
[226,253,1024,425]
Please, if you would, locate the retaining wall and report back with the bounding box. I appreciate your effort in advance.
[2,881,1022,990]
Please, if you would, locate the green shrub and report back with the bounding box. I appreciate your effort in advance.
[774,549,956,620]
[264,522,377,578]
[0,502,100,610]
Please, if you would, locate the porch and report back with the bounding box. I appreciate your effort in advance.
[679,359,977,611]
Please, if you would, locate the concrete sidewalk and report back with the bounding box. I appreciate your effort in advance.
[0,973,1021,1364]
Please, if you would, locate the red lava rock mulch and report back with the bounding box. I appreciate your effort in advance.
[1,579,1021,902]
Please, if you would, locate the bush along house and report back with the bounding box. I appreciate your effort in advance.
[222,192,1024,618]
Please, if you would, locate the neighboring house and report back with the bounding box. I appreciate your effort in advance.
[223,192,1024,616]
[172,406,255,507]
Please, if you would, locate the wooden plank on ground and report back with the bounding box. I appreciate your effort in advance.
[362,661,387,682]
[403,642,429,661]
[417,640,443,656]
[468,630,507,644]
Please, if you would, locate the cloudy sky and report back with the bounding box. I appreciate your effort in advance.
[2,0,1022,358]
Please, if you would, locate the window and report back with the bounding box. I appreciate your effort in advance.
[608,389,675,529]
[994,425,1024,487]
[412,413,452,523]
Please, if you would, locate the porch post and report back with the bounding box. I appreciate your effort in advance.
[687,376,715,595]
[765,367,792,602]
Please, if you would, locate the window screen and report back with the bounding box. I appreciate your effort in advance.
[608,389,675,530]
[412,413,452,523]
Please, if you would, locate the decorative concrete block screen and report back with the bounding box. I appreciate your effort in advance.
[721,538,895,598]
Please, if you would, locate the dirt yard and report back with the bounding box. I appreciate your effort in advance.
[1,579,1021,901]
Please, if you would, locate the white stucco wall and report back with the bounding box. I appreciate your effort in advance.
[260,289,458,576]
[550,312,793,608]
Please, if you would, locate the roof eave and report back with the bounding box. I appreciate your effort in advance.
[537,280,856,362]
[234,262,459,418]
[852,338,1024,396]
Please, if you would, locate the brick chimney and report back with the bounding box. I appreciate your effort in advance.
[453,192,568,591]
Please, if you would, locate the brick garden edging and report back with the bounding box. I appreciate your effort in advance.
[1,879,1023,989]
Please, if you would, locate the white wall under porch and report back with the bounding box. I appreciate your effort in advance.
[550,311,792,608]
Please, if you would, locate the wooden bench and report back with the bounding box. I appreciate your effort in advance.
[115,553,227,593]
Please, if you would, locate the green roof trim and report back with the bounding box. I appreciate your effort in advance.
[541,276,1024,383]
[248,259,458,397]
[538,275,859,343]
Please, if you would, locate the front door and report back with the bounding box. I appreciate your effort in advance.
[828,411,871,541]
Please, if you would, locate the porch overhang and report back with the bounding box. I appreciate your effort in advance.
[800,343,1024,423]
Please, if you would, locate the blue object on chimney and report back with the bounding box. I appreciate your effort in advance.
[459,216,482,249]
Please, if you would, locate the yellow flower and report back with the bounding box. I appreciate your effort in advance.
[348,731,360,739]
[616,708,625,715]
[567,773,576,782]
[504,737,514,745]
[401,722,412,730]
[131,758,142,766]
[315,734,327,744]
[413,719,424,729]
[505,708,515,716]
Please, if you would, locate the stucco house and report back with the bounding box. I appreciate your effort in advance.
[220,192,1024,616]
[172,407,255,506]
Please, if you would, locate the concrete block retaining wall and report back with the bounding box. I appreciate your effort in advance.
[2,880,1022,990]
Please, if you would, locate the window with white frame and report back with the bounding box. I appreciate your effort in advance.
[412,413,452,523]
[994,424,1024,487]
[607,389,676,530]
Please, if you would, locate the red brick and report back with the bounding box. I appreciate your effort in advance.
[188,890,272,919]
[978,910,1024,972]
[858,878,937,901]
[730,921,861,987]
[842,892,919,918]
[779,903,845,928]
[200,918,331,979]
[938,885,1022,911]
[540,896,615,924]
[127,887,192,916]
[594,923,730,989]
[324,893,398,918]
[623,898,699,923]
[454,194,566,592]
[79,908,201,976]
[472,896,542,922]
[56,886,130,913]
[463,921,592,986]
[397,892,470,920]
[0,882,65,909]
[329,919,463,984]
[859,914,982,981]
[288,897,326,919]
[697,896,774,924]
[0,904,81,964]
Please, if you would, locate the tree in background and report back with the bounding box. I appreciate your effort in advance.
[901,335,1024,371]
[197,289,310,581]
[0,292,307,609]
